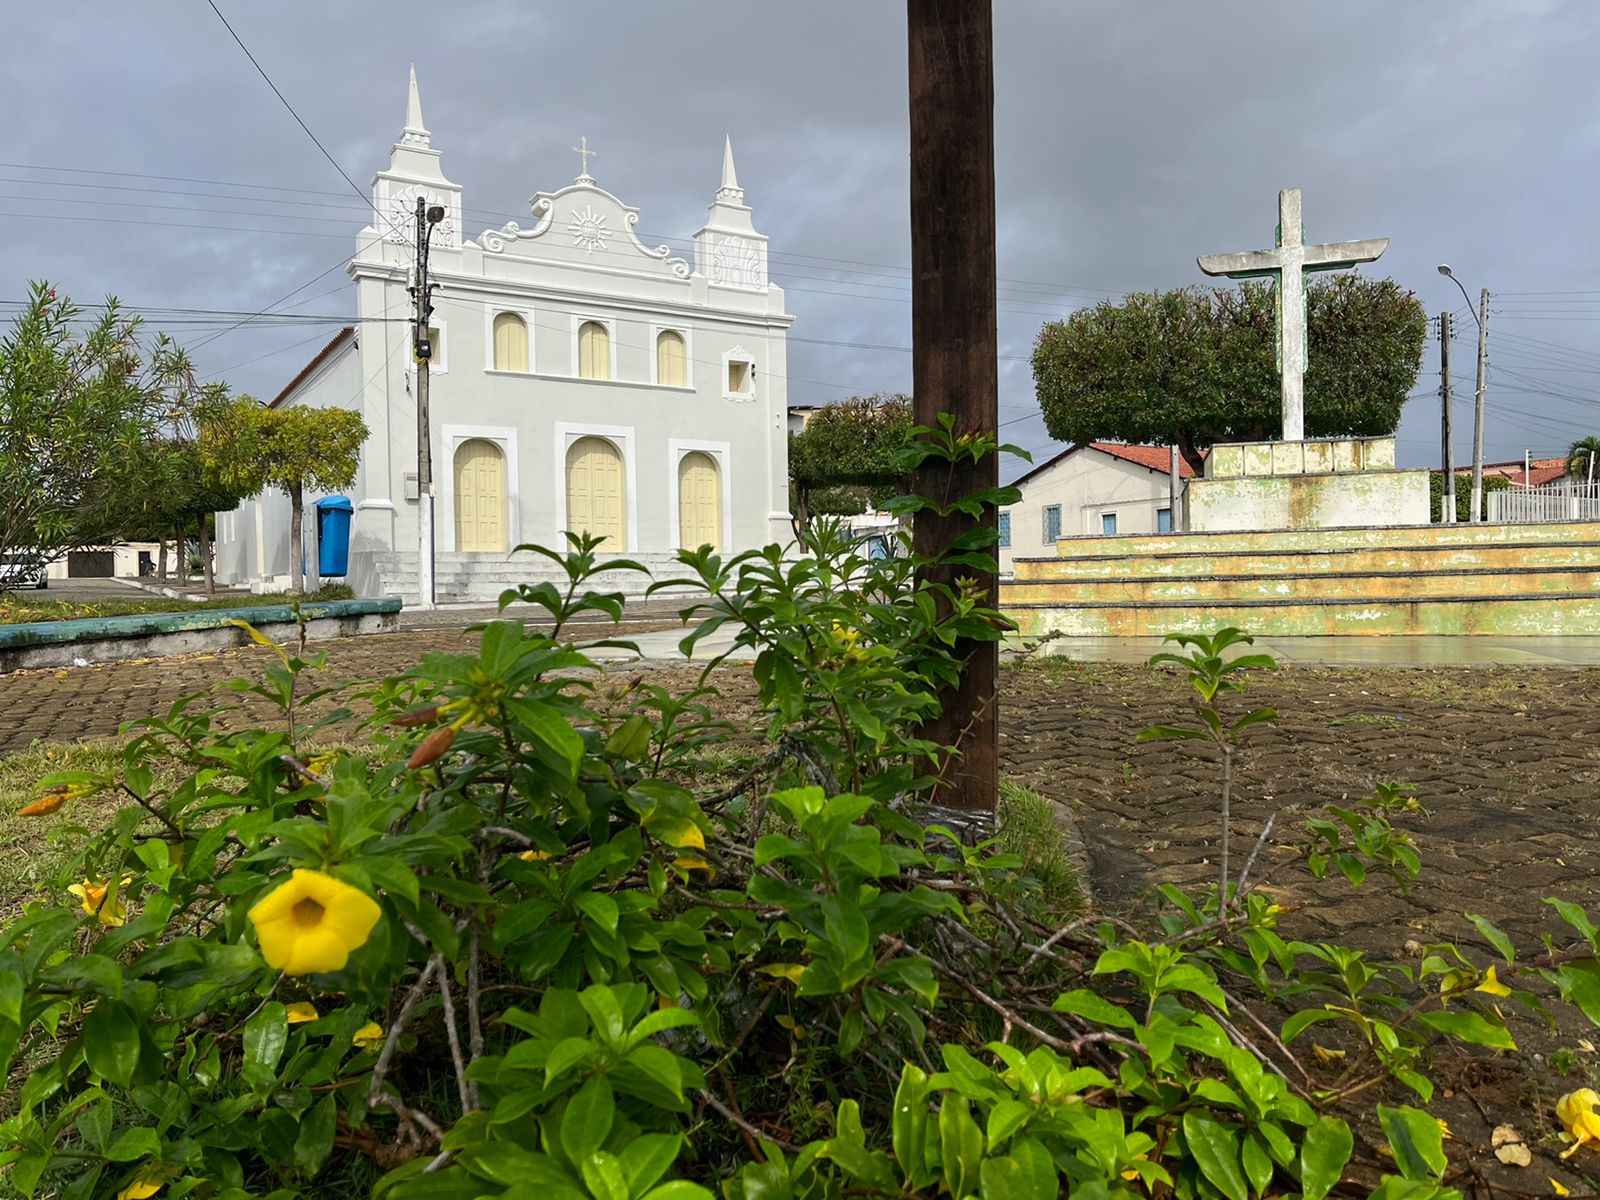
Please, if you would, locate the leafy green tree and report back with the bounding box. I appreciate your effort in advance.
[0,282,204,587]
[1032,275,1427,472]
[788,394,913,529]
[202,401,368,594]
[1566,436,1600,481]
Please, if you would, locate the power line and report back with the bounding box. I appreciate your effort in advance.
[203,1,369,206]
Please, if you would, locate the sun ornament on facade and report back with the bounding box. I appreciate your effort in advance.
[567,204,609,255]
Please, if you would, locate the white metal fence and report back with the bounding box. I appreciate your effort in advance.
[1487,480,1600,523]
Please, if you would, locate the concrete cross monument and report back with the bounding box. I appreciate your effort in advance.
[1197,187,1388,443]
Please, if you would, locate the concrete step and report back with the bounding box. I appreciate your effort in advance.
[1006,592,1600,639]
[1012,538,1600,582]
[1028,520,1600,563]
[1004,566,1600,606]
[1002,521,1600,637]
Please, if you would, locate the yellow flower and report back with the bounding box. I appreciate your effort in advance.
[352,1021,385,1051]
[1552,1179,1570,1196]
[247,869,382,976]
[1556,1089,1600,1158]
[1438,1118,1454,1141]
[518,849,553,862]
[68,875,133,927]
[1476,965,1513,997]
[285,1002,320,1024]
[831,622,862,647]
[116,1169,165,1200]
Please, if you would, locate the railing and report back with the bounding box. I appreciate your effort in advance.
[1488,480,1600,523]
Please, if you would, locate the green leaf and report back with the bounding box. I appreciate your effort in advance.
[619,1133,681,1197]
[1052,988,1138,1029]
[1281,1007,1346,1043]
[938,1095,984,1200]
[1466,914,1515,964]
[1376,1105,1448,1182]
[891,1065,932,1190]
[1300,1116,1354,1200]
[1414,1009,1516,1050]
[1546,898,1600,950]
[574,892,620,937]
[294,1094,338,1174]
[561,1077,615,1163]
[83,1000,141,1088]
[1182,1109,1248,1200]
[579,1149,629,1200]
[104,1127,160,1163]
[242,1001,288,1088]
[1241,1132,1273,1198]
[1135,724,1209,742]
[640,1184,714,1200]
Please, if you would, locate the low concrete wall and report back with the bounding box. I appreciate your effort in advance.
[0,599,401,673]
[1186,469,1431,532]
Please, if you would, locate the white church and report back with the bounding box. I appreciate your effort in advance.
[216,68,795,603]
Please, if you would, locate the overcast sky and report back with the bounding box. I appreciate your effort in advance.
[4,1,1599,473]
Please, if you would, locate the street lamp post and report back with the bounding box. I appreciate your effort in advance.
[1438,265,1490,523]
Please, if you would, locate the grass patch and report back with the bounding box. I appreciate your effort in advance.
[0,742,139,910]
[997,780,1081,911]
[0,583,357,625]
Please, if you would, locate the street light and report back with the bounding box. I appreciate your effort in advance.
[1437,264,1490,522]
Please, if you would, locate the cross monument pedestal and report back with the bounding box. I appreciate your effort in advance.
[1184,188,1429,532]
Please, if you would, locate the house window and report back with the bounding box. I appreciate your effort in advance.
[998,512,1011,548]
[492,312,528,373]
[657,330,687,388]
[578,320,611,380]
[1156,507,1173,533]
[727,358,752,396]
[1042,505,1061,543]
[1101,512,1118,536]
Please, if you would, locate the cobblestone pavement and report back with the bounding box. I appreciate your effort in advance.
[0,617,689,754]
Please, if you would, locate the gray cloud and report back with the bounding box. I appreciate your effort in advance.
[3,1,1597,471]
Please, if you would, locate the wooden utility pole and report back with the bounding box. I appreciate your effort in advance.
[908,0,999,811]
[1439,312,1454,522]
[411,196,443,608]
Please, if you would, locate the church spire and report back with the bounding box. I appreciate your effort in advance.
[716,135,743,203]
[401,64,429,148]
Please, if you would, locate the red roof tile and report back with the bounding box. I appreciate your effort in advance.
[269,326,356,408]
[1088,442,1197,478]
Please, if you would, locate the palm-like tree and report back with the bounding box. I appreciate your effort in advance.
[1567,436,1600,481]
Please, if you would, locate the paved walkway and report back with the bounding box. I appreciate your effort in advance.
[6,620,1600,756]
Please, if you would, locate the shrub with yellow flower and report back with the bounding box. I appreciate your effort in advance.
[247,869,382,976]
[68,875,133,927]
[1557,1089,1600,1158]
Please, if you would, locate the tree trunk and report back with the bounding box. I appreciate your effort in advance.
[1177,432,1207,478]
[288,483,304,595]
[201,513,215,596]
[174,523,187,582]
[157,538,168,583]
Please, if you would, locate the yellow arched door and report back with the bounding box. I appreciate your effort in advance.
[566,437,626,549]
[677,452,721,551]
[453,439,506,552]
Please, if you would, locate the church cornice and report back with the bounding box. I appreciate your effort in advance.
[350,257,794,328]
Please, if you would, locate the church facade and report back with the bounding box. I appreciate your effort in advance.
[215,68,794,602]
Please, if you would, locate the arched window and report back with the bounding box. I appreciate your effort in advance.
[578,321,611,380]
[492,312,527,372]
[656,330,687,388]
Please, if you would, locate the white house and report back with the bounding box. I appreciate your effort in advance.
[216,68,795,602]
[999,443,1193,574]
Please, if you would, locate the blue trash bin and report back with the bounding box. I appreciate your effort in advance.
[315,495,354,577]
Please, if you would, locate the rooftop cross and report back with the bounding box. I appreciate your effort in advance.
[1197,187,1389,443]
[572,136,597,182]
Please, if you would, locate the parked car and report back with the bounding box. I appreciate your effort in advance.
[0,553,47,589]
